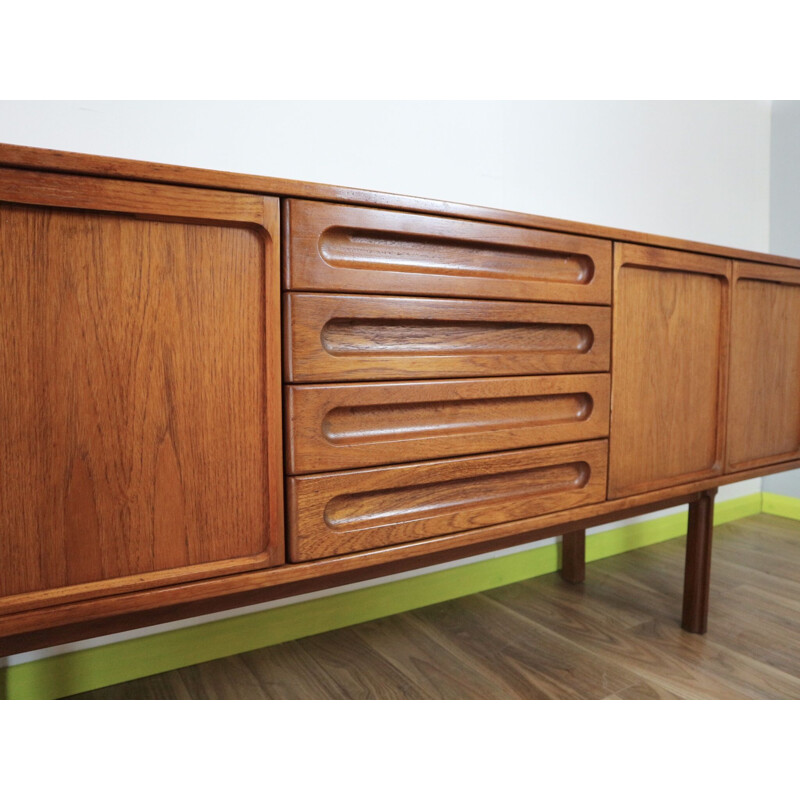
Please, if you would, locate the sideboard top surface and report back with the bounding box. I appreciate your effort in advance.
[1,141,798,270]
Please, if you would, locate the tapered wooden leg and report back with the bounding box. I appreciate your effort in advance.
[561,529,586,584]
[682,488,718,634]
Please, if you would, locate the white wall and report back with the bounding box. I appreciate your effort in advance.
[0,101,771,664]
[0,100,772,247]
[764,101,800,499]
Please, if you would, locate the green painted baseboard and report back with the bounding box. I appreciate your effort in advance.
[0,490,779,700]
[762,492,800,520]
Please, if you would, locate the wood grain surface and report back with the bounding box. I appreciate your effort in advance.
[288,441,608,560]
[4,454,800,650]
[3,141,800,271]
[284,199,612,304]
[285,374,610,473]
[727,262,800,472]
[608,244,730,498]
[0,178,284,612]
[1,143,799,653]
[285,293,611,382]
[0,166,271,226]
[3,454,799,651]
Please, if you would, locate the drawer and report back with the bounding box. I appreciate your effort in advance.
[288,440,608,560]
[285,200,612,305]
[286,374,611,473]
[285,293,611,383]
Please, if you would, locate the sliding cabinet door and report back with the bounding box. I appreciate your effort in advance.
[608,244,730,498]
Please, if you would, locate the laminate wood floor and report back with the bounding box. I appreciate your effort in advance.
[69,513,800,700]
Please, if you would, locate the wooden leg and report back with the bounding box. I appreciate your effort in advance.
[561,529,586,584]
[682,488,718,634]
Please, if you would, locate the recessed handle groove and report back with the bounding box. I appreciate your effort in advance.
[322,393,594,446]
[323,461,590,532]
[319,226,595,286]
[321,318,594,357]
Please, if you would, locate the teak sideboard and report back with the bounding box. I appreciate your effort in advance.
[1,143,799,657]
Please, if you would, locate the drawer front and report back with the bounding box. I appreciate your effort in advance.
[286,374,610,473]
[285,293,611,383]
[288,440,608,560]
[285,200,612,305]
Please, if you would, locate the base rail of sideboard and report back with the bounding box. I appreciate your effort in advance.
[0,491,712,658]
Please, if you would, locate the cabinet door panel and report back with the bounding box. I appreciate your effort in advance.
[0,171,283,614]
[608,244,730,498]
[727,262,800,472]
